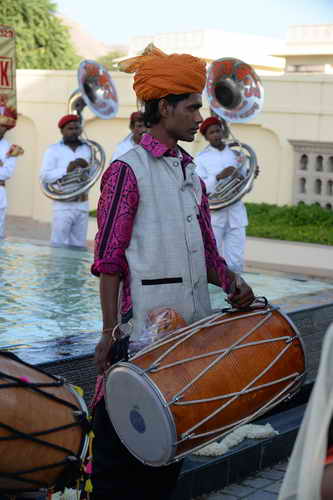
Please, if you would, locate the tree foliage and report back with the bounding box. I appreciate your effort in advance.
[0,0,80,69]
[97,50,126,72]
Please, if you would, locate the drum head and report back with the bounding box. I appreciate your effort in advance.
[105,363,177,466]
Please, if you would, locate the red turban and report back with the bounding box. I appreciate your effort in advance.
[199,116,222,136]
[58,114,80,129]
[119,44,207,101]
[0,108,17,129]
[130,111,144,125]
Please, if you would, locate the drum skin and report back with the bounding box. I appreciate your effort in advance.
[125,308,305,461]
[0,354,86,492]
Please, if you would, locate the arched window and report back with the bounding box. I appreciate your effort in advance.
[300,154,308,170]
[328,156,333,173]
[314,179,322,195]
[315,155,323,171]
[326,203,332,210]
[327,180,333,196]
[299,178,306,194]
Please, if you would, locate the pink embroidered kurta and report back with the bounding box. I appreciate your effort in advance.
[91,133,231,406]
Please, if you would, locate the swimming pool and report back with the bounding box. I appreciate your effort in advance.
[0,241,101,347]
[1,240,333,350]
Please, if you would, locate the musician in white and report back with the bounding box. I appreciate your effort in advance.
[195,116,251,273]
[0,113,22,238]
[40,114,91,249]
[111,111,146,161]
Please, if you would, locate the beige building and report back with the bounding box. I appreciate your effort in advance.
[5,23,333,226]
[127,29,285,74]
[7,68,332,227]
[272,24,333,74]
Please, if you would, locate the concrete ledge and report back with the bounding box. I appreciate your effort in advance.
[245,237,333,279]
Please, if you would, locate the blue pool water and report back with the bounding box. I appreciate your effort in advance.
[1,240,333,349]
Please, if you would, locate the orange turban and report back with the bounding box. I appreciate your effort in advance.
[119,44,207,101]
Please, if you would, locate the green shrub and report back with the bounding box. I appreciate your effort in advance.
[246,203,333,245]
[90,203,333,245]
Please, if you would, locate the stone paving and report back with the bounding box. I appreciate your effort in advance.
[193,460,288,499]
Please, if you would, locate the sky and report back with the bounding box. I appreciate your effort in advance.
[55,0,333,47]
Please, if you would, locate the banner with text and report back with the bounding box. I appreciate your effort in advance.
[0,25,16,128]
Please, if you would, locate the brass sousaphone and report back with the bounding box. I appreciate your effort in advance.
[41,60,118,200]
[205,58,263,209]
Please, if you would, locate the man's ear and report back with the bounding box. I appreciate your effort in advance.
[158,98,170,119]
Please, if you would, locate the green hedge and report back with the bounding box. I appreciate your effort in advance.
[90,203,333,246]
[245,203,333,245]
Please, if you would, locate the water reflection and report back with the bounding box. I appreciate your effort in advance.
[0,241,333,353]
[0,241,101,347]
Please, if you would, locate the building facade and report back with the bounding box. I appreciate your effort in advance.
[6,67,332,226]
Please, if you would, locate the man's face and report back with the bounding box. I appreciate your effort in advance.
[131,119,146,143]
[0,125,8,140]
[163,94,203,142]
[205,124,224,148]
[61,120,82,143]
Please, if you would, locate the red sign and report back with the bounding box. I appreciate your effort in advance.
[0,25,16,127]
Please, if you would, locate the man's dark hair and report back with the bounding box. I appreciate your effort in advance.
[143,93,191,127]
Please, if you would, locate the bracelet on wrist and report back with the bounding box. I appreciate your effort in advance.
[102,323,121,341]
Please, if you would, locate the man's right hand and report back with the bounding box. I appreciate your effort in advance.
[216,166,237,181]
[67,158,89,173]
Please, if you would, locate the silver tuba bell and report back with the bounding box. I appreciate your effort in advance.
[41,60,118,201]
[205,58,263,209]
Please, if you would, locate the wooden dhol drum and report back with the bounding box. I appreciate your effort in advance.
[106,304,306,466]
[0,352,89,494]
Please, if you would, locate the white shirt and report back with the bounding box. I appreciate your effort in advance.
[195,144,248,228]
[40,140,91,211]
[0,138,17,209]
[111,133,136,162]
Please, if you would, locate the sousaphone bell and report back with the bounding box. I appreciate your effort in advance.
[41,60,118,201]
[205,58,263,209]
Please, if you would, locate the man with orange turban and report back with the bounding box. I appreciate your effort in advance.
[90,45,256,500]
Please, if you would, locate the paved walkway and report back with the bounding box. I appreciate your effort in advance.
[193,461,288,499]
[6,215,51,242]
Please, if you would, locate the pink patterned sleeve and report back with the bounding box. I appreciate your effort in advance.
[91,160,139,277]
[197,179,231,292]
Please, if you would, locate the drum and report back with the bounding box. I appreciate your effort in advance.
[106,305,306,466]
[0,352,89,493]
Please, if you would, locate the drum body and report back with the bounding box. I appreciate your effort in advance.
[0,353,88,493]
[106,307,306,466]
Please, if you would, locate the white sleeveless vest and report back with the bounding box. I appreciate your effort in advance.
[122,145,212,339]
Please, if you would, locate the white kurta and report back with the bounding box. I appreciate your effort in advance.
[195,144,248,273]
[278,324,333,500]
[111,133,136,162]
[0,138,17,238]
[40,140,91,248]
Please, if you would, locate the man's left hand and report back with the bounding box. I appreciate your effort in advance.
[227,274,255,309]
